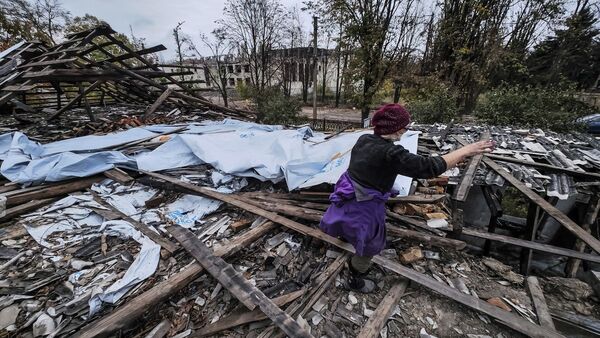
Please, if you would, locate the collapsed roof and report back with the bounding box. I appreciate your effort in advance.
[0,24,254,123]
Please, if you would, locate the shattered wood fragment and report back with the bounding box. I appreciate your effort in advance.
[356,279,409,338]
[230,219,252,232]
[75,221,278,338]
[143,319,171,338]
[103,168,134,184]
[143,171,565,338]
[193,290,305,337]
[167,225,314,338]
[399,246,424,264]
[527,276,555,329]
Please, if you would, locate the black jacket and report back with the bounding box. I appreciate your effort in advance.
[348,134,447,193]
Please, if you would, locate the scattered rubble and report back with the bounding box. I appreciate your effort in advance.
[0,25,599,338]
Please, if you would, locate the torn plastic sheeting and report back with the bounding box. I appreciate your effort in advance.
[295,131,420,196]
[136,127,314,182]
[25,220,75,249]
[0,132,135,184]
[89,220,160,316]
[165,194,223,228]
[91,181,158,220]
[137,127,419,193]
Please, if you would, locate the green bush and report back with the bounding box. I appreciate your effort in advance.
[235,81,253,100]
[255,87,302,125]
[403,81,459,124]
[475,85,598,132]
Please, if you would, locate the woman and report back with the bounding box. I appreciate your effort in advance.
[320,103,493,293]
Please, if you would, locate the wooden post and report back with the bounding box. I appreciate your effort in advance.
[79,83,96,121]
[47,81,103,120]
[527,276,555,329]
[565,193,600,277]
[357,280,409,338]
[520,201,541,275]
[143,87,173,121]
[167,225,314,338]
[481,186,502,255]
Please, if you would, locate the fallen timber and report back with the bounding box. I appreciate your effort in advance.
[142,171,565,338]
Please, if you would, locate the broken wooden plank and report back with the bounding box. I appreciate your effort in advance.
[386,210,445,236]
[74,221,278,338]
[453,133,488,202]
[266,252,349,338]
[167,225,314,338]
[356,279,409,338]
[527,276,555,329]
[5,176,102,207]
[0,198,56,222]
[387,225,466,250]
[142,171,564,338]
[461,228,600,264]
[103,168,134,184]
[16,57,78,69]
[143,87,174,120]
[551,311,600,336]
[88,190,178,253]
[193,290,305,337]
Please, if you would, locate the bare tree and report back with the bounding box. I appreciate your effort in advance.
[188,28,233,107]
[219,0,288,93]
[308,0,423,120]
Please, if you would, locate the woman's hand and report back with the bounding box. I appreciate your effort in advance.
[462,140,495,157]
[442,139,495,169]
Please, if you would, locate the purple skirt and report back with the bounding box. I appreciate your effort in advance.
[319,172,394,256]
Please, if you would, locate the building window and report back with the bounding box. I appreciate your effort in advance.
[228,65,234,73]
[244,65,250,73]
[229,78,235,86]
[245,78,251,85]
[235,65,242,73]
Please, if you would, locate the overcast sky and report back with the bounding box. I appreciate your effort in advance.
[61,0,311,62]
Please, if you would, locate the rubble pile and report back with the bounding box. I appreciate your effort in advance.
[0,24,598,338]
[0,111,597,338]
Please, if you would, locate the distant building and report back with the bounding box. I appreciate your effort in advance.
[160,47,341,97]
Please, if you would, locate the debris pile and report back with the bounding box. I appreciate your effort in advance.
[0,24,598,338]
[0,112,598,338]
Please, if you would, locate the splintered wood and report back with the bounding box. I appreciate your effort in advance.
[144,171,565,338]
[167,225,314,338]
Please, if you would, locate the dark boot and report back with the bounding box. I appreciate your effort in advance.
[348,264,376,293]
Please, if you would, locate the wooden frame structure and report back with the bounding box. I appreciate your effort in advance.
[0,24,254,122]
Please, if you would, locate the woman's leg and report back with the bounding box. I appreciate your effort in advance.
[351,255,372,273]
[348,254,375,293]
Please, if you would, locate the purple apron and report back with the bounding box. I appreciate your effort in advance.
[319,171,395,256]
